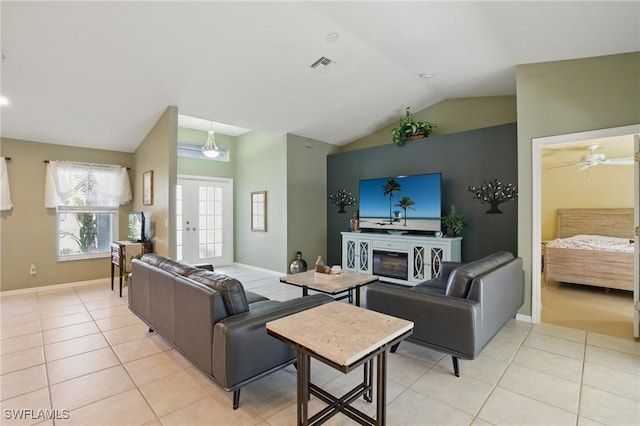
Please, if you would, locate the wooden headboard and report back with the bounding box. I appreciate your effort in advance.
[556,208,635,239]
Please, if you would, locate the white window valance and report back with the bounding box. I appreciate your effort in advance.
[45,161,131,208]
[0,157,13,211]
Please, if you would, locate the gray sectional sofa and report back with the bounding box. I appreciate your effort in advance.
[366,251,524,377]
[128,254,331,409]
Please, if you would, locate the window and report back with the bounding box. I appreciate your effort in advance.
[45,161,131,260]
[177,142,229,162]
[57,206,117,260]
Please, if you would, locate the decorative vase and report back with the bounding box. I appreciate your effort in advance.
[289,251,308,274]
[315,255,325,272]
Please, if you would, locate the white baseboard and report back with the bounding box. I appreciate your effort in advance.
[226,262,284,276]
[516,313,533,323]
[0,277,111,297]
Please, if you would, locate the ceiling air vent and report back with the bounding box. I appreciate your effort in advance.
[310,56,335,71]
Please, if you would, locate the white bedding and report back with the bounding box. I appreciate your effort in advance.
[547,234,634,252]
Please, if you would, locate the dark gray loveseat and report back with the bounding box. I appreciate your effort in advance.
[128,254,331,409]
[366,251,524,377]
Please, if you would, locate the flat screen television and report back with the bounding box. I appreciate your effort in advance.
[128,211,145,242]
[359,173,442,233]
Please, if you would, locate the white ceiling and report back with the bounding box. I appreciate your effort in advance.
[1,1,639,152]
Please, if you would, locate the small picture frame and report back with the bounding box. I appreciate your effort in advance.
[143,170,154,206]
[251,191,266,232]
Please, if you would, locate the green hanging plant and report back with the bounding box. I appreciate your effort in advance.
[391,107,437,146]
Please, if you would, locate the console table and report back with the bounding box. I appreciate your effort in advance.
[341,232,461,286]
[110,240,152,297]
[266,302,413,425]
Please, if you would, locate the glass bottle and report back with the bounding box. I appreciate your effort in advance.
[289,251,308,274]
[315,255,325,272]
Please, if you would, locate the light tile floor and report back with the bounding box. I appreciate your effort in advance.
[1,264,639,425]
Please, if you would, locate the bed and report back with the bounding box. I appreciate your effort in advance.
[543,208,635,291]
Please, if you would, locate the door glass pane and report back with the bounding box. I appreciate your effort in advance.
[197,184,223,260]
[177,180,230,265]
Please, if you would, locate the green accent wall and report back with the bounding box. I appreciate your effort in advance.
[516,52,640,316]
[234,131,288,272]
[342,96,517,152]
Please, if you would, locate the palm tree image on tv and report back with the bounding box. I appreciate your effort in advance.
[359,173,442,233]
[396,196,416,226]
[382,178,401,224]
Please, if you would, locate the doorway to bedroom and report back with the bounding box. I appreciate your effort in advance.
[532,125,639,340]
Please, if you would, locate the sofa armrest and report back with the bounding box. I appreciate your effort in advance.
[212,294,332,388]
[467,258,524,345]
[441,261,464,277]
[367,282,481,359]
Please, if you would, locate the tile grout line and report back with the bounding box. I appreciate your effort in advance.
[39,299,56,426]
[83,286,165,425]
[574,332,588,426]
[41,286,152,423]
[469,323,533,424]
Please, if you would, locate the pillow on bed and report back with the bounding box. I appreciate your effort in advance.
[548,234,634,252]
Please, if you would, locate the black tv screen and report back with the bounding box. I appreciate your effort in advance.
[128,211,145,242]
[359,173,442,233]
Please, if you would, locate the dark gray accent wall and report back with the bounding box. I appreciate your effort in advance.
[326,123,518,266]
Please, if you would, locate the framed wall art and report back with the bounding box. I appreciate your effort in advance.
[143,170,154,206]
[251,191,266,232]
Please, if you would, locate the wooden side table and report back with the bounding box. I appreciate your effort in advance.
[111,240,152,297]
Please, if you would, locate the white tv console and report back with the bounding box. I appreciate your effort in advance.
[341,232,462,286]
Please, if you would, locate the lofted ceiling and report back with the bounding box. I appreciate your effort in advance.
[1,1,639,152]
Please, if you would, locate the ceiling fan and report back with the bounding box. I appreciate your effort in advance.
[549,144,634,171]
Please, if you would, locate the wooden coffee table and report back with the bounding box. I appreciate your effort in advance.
[267,302,413,426]
[279,271,378,306]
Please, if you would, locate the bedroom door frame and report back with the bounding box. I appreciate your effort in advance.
[531,124,640,333]
[634,135,639,338]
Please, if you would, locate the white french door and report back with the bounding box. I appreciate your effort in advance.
[176,177,233,267]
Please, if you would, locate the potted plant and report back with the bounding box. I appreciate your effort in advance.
[124,253,145,288]
[391,107,437,146]
[441,205,466,237]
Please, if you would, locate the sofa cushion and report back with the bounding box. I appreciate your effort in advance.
[188,270,250,315]
[246,291,269,305]
[445,251,514,298]
[141,254,200,276]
